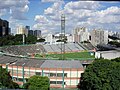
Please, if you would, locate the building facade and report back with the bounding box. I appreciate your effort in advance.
[0,55,84,88]
[90,29,108,46]
[28,30,34,36]
[73,27,90,43]
[34,30,41,39]
[45,33,74,44]
[16,25,28,36]
[0,18,10,37]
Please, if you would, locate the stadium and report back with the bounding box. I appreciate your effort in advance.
[0,42,95,89]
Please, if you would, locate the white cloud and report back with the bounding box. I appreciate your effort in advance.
[41,0,63,3]
[10,5,29,20]
[0,9,7,17]
[64,1,100,10]
[8,17,24,34]
[0,0,29,20]
[44,2,63,15]
[34,15,49,23]
[33,1,120,34]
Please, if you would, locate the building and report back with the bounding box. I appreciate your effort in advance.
[73,27,90,43]
[34,30,41,39]
[25,26,30,31]
[16,25,30,36]
[45,33,74,44]
[95,50,120,59]
[0,18,10,37]
[0,55,84,88]
[25,26,30,36]
[90,29,108,46]
[45,33,54,44]
[28,30,34,36]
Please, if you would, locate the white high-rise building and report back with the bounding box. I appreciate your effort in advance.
[73,27,90,43]
[90,29,108,46]
[16,25,28,36]
[45,33,74,44]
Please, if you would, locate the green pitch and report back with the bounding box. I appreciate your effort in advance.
[35,51,95,60]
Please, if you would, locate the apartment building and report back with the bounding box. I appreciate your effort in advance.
[73,27,90,43]
[90,29,108,46]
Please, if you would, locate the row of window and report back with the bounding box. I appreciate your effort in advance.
[36,72,67,77]
[50,81,65,85]
[13,77,65,85]
[9,69,67,77]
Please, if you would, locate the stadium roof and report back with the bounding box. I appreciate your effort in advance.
[0,55,44,68]
[40,60,83,69]
[14,59,44,68]
[0,55,83,69]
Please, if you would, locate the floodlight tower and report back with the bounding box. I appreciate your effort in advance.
[61,14,65,60]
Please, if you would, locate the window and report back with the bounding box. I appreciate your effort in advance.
[18,78,23,82]
[57,73,62,77]
[50,81,56,84]
[50,73,56,77]
[57,73,67,77]
[64,73,67,77]
[35,72,41,75]
[56,81,63,84]
[50,81,63,85]
[49,73,67,77]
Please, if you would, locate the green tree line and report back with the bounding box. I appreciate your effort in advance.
[0,34,37,46]
[79,57,120,90]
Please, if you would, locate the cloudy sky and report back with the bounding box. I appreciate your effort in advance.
[0,0,120,34]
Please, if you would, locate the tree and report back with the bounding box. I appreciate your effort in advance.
[0,34,37,46]
[23,75,50,90]
[26,35,37,44]
[0,66,19,89]
[111,57,120,62]
[37,38,45,42]
[79,59,120,90]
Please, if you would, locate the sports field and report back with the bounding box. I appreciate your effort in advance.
[35,51,95,60]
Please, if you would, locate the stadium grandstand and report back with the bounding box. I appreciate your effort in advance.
[0,42,96,61]
[0,42,95,89]
[0,44,46,56]
[0,42,95,56]
[78,42,96,51]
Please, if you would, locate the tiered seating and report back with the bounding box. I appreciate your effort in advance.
[82,43,95,50]
[67,43,80,51]
[43,45,54,52]
[44,43,85,53]
[0,43,85,56]
[1,44,46,56]
[50,44,61,52]
[74,43,84,50]
[57,44,72,52]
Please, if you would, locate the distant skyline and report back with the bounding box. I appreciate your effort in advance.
[0,0,120,34]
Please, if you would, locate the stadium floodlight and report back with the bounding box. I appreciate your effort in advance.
[61,14,65,60]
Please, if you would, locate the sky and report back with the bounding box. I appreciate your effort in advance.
[0,0,120,34]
